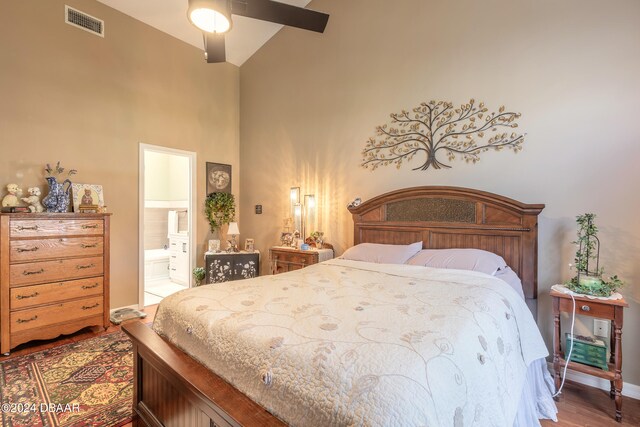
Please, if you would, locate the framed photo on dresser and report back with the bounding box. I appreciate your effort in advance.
[71,183,104,212]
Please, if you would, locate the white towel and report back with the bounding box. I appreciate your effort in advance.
[167,210,178,237]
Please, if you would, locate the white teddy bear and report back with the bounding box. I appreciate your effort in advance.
[2,183,22,207]
[21,187,44,213]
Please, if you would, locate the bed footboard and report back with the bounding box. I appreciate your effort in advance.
[122,322,285,427]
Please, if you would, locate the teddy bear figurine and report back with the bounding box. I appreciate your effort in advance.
[1,183,22,207]
[21,187,44,213]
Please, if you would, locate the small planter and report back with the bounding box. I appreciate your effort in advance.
[193,267,206,286]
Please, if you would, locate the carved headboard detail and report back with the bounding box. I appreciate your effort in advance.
[348,186,545,303]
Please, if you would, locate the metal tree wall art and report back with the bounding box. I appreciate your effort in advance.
[361,99,525,171]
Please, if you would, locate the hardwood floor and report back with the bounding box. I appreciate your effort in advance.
[542,380,640,426]
[2,304,638,426]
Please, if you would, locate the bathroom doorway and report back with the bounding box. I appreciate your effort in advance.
[139,144,196,307]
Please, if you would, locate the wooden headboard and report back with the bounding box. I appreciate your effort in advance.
[348,186,544,303]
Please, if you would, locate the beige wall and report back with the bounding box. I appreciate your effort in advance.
[0,0,240,308]
[240,0,640,385]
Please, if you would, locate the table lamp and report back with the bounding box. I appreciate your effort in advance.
[227,222,240,252]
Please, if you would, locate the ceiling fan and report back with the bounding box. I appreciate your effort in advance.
[187,0,330,63]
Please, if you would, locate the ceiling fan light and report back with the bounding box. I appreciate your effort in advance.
[188,0,232,34]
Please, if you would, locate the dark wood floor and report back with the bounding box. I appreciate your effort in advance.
[3,304,638,426]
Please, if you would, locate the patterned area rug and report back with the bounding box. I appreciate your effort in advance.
[0,331,132,426]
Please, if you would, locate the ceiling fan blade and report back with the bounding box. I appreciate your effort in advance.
[204,33,226,63]
[231,0,329,33]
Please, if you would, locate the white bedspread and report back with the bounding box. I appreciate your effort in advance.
[153,259,549,426]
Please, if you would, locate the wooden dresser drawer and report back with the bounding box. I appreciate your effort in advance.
[269,247,332,275]
[272,252,318,267]
[10,219,104,238]
[10,295,103,333]
[10,237,103,262]
[559,298,615,320]
[10,256,104,286]
[10,277,103,310]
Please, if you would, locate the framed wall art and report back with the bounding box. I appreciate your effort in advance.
[206,162,232,195]
[71,183,104,213]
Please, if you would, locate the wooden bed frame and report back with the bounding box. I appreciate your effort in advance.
[123,186,544,427]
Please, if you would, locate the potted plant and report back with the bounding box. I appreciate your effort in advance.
[566,213,624,297]
[205,192,236,234]
[193,267,206,286]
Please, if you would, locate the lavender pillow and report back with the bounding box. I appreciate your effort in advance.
[405,248,508,275]
[340,242,423,264]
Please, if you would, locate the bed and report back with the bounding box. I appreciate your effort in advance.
[123,186,554,427]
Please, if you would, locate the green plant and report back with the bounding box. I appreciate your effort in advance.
[193,267,206,286]
[205,192,236,234]
[566,213,624,297]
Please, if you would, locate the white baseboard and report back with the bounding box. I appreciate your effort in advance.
[548,362,640,400]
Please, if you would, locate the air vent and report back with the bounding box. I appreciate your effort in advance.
[65,5,104,37]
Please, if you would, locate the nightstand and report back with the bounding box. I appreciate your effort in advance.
[269,246,334,274]
[204,251,260,284]
[551,289,629,422]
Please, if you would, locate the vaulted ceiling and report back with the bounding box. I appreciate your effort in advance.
[96,0,311,66]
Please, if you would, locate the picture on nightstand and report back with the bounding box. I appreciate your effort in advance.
[245,238,255,252]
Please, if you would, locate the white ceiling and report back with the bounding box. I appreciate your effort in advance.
[97,0,311,66]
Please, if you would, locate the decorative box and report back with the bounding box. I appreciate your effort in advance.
[566,333,608,371]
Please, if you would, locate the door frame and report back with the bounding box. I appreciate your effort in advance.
[138,143,197,309]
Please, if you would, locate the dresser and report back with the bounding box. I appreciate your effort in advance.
[269,246,334,274]
[0,213,111,355]
[204,251,260,284]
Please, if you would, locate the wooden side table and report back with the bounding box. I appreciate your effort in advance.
[269,246,334,274]
[551,289,628,422]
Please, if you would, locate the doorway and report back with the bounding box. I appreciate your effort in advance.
[139,144,196,307]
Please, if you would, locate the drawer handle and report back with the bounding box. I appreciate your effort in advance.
[82,283,99,290]
[581,305,591,312]
[16,246,39,253]
[81,243,99,248]
[16,225,39,231]
[76,263,95,270]
[22,268,44,276]
[16,291,39,300]
[81,224,99,229]
[82,303,99,310]
[17,315,38,324]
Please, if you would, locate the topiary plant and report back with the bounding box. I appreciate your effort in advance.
[566,213,624,297]
[205,192,236,234]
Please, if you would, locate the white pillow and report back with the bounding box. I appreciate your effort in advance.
[495,267,525,299]
[340,242,423,264]
[405,248,508,275]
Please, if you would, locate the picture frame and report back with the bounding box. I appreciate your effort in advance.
[206,162,232,195]
[280,232,293,247]
[71,183,104,213]
[244,238,255,252]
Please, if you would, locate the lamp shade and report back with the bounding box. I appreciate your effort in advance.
[187,0,232,33]
[227,222,240,236]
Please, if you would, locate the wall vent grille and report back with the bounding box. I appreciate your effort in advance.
[65,5,104,37]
